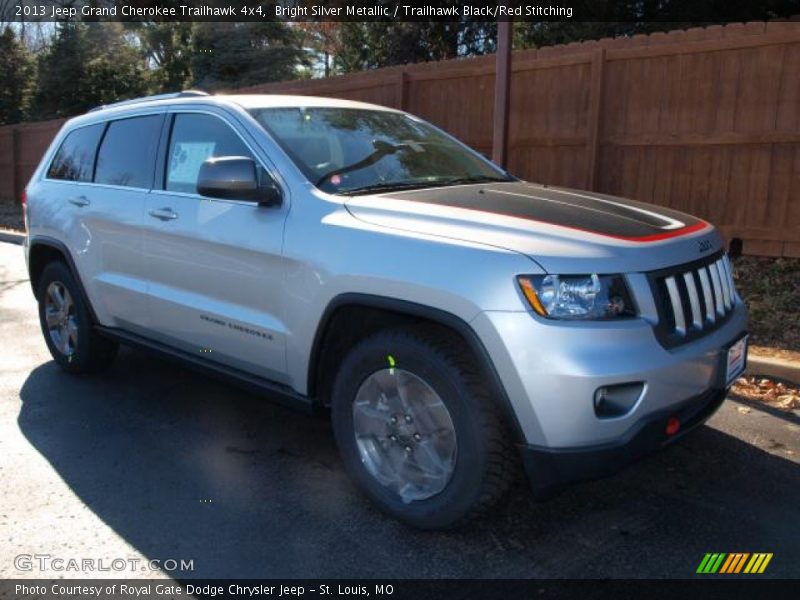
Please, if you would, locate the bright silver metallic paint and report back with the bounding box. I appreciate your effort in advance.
[24,94,746,454]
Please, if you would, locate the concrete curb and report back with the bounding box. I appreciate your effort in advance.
[0,230,24,245]
[747,355,800,385]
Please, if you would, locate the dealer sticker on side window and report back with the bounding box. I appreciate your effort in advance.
[725,336,748,386]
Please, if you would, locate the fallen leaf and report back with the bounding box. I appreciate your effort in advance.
[731,376,800,411]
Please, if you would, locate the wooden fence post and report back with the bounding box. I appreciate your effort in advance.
[585,48,606,191]
[396,70,408,111]
[492,21,512,168]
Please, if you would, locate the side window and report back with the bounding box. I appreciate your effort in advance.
[95,115,162,189]
[46,124,105,182]
[166,113,255,194]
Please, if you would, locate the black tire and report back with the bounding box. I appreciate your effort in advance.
[331,325,518,529]
[37,261,118,374]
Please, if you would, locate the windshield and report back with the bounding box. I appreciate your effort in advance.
[247,107,513,195]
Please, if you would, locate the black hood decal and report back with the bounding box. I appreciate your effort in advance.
[373,182,707,242]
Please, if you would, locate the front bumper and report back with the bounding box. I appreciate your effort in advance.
[471,298,747,448]
[521,386,727,496]
[470,294,746,495]
[471,299,747,449]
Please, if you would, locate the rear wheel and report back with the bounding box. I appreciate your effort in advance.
[331,326,517,529]
[37,261,117,374]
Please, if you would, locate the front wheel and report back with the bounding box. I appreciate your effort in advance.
[331,327,518,529]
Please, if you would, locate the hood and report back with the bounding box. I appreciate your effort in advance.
[344,181,722,274]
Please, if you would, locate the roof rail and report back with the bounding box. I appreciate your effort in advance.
[88,90,210,113]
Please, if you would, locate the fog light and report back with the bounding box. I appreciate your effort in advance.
[593,383,644,418]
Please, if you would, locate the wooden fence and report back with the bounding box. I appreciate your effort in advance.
[1,21,799,256]
[0,117,67,209]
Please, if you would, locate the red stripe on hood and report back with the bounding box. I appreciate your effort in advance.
[609,220,709,242]
[488,211,710,242]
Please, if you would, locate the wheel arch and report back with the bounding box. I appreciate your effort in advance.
[28,236,98,324]
[308,293,526,444]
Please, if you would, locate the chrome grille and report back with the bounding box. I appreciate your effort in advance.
[651,253,738,347]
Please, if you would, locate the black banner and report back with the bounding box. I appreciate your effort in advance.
[3,579,800,600]
[3,0,800,22]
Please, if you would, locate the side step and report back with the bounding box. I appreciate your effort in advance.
[95,326,315,414]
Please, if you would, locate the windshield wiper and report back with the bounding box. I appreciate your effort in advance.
[339,181,435,196]
[339,174,515,196]
[438,175,515,186]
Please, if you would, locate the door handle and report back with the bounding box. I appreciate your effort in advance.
[68,196,90,207]
[148,207,178,221]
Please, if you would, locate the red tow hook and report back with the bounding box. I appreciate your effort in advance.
[666,417,681,436]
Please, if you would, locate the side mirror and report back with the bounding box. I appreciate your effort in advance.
[197,156,281,207]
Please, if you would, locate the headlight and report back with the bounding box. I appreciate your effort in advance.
[517,274,637,320]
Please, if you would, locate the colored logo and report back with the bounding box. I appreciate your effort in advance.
[696,553,773,574]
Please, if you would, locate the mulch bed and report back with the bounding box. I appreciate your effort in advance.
[0,201,24,233]
[732,255,800,357]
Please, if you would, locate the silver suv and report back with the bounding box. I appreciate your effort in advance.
[24,92,748,529]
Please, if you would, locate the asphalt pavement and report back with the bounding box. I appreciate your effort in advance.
[1,240,798,579]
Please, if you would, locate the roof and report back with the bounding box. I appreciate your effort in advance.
[224,94,398,112]
[63,92,401,132]
[81,92,398,119]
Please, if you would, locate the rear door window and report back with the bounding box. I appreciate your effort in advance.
[47,123,105,182]
[94,115,163,189]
